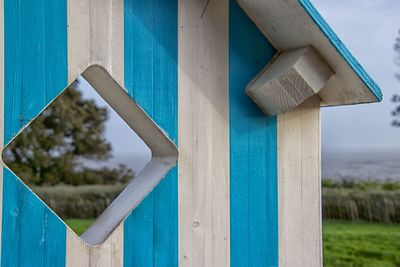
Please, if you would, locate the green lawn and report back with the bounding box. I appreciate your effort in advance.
[65,219,95,236]
[323,221,400,267]
[66,219,400,266]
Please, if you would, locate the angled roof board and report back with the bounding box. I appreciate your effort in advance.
[236,0,383,106]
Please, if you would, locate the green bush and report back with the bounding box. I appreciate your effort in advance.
[33,184,125,219]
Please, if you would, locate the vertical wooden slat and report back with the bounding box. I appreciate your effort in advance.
[229,1,279,266]
[278,95,322,267]
[2,0,68,265]
[178,0,230,266]
[0,0,4,258]
[123,0,178,266]
[66,0,124,266]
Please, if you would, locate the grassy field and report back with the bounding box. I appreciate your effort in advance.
[323,221,400,267]
[66,219,400,266]
[65,219,95,236]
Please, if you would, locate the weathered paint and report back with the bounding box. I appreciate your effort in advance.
[278,95,322,267]
[229,1,278,266]
[246,46,333,116]
[2,0,67,266]
[124,0,178,266]
[178,0,230,266]
[298,0,382,101]
[66,0,125,265]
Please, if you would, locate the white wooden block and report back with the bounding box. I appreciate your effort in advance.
[246,46,333,116]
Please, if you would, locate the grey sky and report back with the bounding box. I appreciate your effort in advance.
[75,77,151,174]
[312,0,400,151]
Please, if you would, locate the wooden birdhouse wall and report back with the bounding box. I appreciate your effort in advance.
[0,0,324,266]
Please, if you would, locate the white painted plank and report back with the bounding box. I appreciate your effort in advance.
[278,95,322,267]
[66,0,124,265]
[178,0,230,266]
[66,231,90,267]
[67,0,90,83]
[66,224,124,267]
[88,223,124,267]
[68,0,123,85]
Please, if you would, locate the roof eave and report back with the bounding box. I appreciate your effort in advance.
[236,0,383,106]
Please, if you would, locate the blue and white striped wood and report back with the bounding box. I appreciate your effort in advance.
[0,0,357,266]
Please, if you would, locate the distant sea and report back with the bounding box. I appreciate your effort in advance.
[322,149,400,181]
[82,152,151,176]
[86,150,400,181]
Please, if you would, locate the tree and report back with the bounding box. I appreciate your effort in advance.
[392,30,400,127]
[2,85,134,186]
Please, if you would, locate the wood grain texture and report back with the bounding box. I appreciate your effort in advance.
[124,0,178,266]
[178,0,230,266]
[66,0,124,265]
[278,95,322,267]
[229,1,279,266]
[68,0,124,84]
[2,0,68,266]
[66,224,124,267]
[247,47,333,116]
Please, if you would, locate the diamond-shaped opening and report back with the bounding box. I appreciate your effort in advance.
[1,65,178,246]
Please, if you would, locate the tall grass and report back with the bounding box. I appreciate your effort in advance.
[33,184,125,219]
[322,179,400,223]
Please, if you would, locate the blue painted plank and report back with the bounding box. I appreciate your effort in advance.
[1,170,22,267]
[124,1,155,265]
[19,185,46,267]
[229,1,278,266]
[124,0,178,266]
[2,0,68,266]
[298,0,383,101]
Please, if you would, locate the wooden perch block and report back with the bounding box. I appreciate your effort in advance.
[246,46,333,116]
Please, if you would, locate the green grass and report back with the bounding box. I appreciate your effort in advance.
[323,221,400,267]
[65,219,95,236]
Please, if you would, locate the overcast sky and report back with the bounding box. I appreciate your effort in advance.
[76,77,151,174]
[311,0,400,151]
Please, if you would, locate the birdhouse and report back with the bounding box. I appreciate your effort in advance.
[0,0,382,266]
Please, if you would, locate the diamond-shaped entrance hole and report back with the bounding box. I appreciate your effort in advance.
[2,65,178,246]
